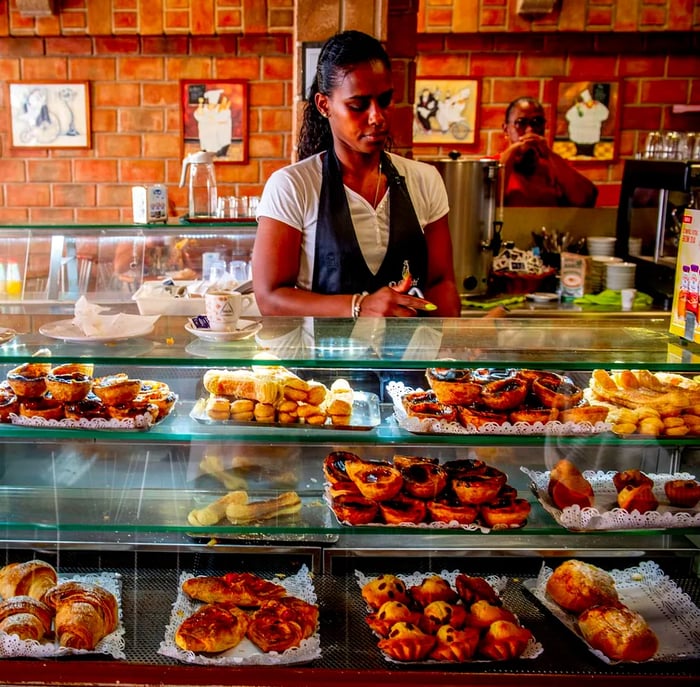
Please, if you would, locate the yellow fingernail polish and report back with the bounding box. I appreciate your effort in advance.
[424,302,437,311]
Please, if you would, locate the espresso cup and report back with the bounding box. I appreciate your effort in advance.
[204,290,254,331]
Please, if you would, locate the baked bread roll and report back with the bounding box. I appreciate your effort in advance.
[0,595,53,641]
[43,581,119,650]
[175,603,248,653]
[577,605,658,662]
[0,559,57,602]
[545,559,619,615]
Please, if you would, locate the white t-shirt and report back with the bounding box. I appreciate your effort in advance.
[256,152,449,290]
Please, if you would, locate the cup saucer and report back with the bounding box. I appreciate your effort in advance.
[184,319,262,342]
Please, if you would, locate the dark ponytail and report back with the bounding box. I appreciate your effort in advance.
[297,30,392,160]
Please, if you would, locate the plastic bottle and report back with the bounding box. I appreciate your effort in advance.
[677,264,690,319]
[5,260,21,298]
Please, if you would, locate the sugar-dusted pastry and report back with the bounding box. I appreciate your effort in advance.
[545,559,619,615]
[0,595,53,641]
[577,604,658,662]
[43,581,119,651]
[175,603,248,653]
[0,560,57,602]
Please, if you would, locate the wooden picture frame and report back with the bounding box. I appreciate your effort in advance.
[301,42,323,101]
[180,79,248,164]
[549,78,621,163]
[9,81,90,149]
[413,78,480,146]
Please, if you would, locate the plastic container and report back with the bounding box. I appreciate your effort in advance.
[5,260,21,298]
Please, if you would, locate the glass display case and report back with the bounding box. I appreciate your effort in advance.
[0,222,257,303]
[0,313,698,686]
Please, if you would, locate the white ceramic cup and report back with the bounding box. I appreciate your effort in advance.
[205,290,254,331]
[621,288,637,311]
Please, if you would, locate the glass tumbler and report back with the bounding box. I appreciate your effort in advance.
[643,131,663,159]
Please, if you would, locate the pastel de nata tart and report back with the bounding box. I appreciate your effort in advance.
[7,362,51,398]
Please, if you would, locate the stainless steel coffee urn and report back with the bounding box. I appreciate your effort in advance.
[422,153,501,295]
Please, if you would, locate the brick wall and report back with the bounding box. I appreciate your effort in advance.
[0,0,698,221]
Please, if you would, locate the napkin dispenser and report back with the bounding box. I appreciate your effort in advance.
[132,185,168,224]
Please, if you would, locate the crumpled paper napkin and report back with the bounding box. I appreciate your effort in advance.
[72,296,160,337]
[574,289,653,308]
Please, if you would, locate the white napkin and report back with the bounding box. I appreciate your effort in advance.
[72,296,160,337]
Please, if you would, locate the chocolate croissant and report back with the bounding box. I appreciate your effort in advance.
[43,581,118,650]
[175,604,249,653]
[0,560,57,602]
[0,595,53,641]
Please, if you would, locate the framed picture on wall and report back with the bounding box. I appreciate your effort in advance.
[301,42,323,101]
[8,81,90,149]
[180,79,248,164]
[413,78,480,146]
[549,78,621,163]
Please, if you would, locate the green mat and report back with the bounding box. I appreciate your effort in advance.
[461,295,527,309]
[574,289,653,307]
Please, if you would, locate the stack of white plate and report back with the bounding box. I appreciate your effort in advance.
[587,236,616,256]
[589,256,621,293]
[605,261,636,291]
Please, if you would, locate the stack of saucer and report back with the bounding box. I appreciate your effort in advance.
[605,261,636,291]
[589,256,621,293]
[587,236,616,257]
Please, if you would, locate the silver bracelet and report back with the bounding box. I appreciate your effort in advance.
[353,291,369,319]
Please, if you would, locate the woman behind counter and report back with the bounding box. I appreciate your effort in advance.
[252,30,461,318]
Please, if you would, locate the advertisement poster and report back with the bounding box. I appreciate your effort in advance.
[669,209,700,341]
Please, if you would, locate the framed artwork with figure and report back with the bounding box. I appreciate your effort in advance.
[180,79,248,164]
[413,77,480,146]
[549,78,621,163]
[8,81,90,149]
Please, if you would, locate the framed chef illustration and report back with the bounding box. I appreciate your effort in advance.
[413,77,480,147]
[549,78,621,163]
[180,79,248,164]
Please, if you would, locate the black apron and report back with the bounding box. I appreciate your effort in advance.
[311,150,428,295]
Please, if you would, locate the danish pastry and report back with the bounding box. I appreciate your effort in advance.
[478,619,532,660]
[246,601,306,653]
[366,600,421,637]
[429,624,480,662]
[175,603,249,653]
[454,574,500,606]
[377,621,436,661]
[361,574,410,610]
[409,575,458,607]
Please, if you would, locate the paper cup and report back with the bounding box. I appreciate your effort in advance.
[205,291,254,331]
[621,288,637,311]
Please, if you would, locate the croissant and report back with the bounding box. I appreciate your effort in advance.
[175,604,249,653]
[0,595,53,641]
[0,560,57,602]
[478,620,532,661]
[247,601,305,653]
[43,581,118,650]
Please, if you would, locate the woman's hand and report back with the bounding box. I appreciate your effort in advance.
[359,286,434,317]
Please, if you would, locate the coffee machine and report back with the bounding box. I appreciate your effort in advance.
[421,154,501,296]
[615,158,700,307]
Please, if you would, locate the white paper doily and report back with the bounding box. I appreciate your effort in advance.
[525,560,700,663]
[522,467,700,531]
[158,565,320,665]
[0,572,125,659]
[387,382,610,436]
[355,569,543,663]
[9,411,154,431]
